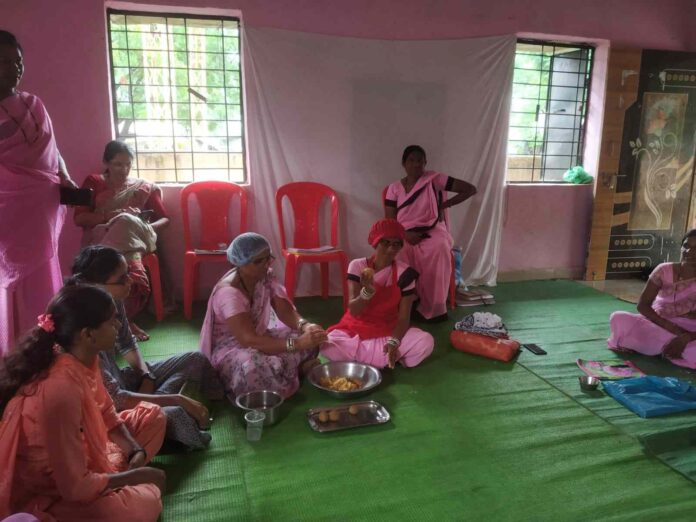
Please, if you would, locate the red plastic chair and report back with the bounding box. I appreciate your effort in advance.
[381,186,456,310]
[275,182,349,308]
[181,181,248,319]
[142,253,164,321]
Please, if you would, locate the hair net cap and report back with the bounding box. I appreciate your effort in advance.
[368,219,405,247]
[227,233,271,266]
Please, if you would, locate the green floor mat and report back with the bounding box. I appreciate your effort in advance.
[134,282,696,521]
[495,281,696,483]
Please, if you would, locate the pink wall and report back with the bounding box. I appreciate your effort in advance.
[4,0,694,293]
[499,184,594,279]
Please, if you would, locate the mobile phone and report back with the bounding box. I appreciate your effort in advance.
[59,187,94,206]
[522,343,547,355]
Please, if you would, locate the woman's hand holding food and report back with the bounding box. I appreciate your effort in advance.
[296,327,328,350]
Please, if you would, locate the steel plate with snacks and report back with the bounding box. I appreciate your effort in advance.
[306,401,390,433]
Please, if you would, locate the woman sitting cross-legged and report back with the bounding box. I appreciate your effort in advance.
[74,140,170,341]
[0,285,165,522]
[68,245,224,450]
[200,233,327,399]
[609,229,696,368]
[323,219,434,369]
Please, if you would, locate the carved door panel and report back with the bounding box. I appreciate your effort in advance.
[586,49,696,280]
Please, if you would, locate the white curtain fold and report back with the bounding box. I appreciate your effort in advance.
[243,27,514,294]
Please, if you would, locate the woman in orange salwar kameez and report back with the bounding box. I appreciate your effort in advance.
[0,286,166,522]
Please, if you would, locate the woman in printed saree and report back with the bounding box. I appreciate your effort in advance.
[385,145,476,321]
[0,30,78,353]
[323,219,434,369]
[200,233,327,399]
[0,285,166,521]
[74,140,170,341]
[69,245,224,450]
[609,229,696,368]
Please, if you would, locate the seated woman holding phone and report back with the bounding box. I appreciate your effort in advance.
[74,140,169,340]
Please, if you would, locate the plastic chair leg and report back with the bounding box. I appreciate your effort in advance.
[143,254,164,322]
[285,256,298,304]
[320,262,329,299]
[449,253,456,310]
[183,255,196,320]
[339,254,349,310]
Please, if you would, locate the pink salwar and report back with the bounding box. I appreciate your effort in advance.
[200,268,316,399]
[323,257,433,368]
[0,93,65,353]
[324,328,433,368]
[385,171,453,319]
[608,263,696,369]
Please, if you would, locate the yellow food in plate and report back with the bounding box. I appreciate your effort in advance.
[328,410,340,422]
[318,411,328,423]
[348,405,359,415]
[319,376,363,392]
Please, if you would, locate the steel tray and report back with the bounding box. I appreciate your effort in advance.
[306,400,390,433]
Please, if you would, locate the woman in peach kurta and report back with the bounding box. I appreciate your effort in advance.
[0,286,166,521]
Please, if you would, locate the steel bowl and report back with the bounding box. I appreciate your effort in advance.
[308,361,382,399]
[235,390,284,426]
[579,375,600,391]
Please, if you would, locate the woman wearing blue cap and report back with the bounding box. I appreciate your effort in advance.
[199,233,327,399]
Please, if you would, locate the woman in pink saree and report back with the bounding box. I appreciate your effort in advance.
[385,145,477,321]
[0,31,77,353]
[200,233,327,399]
[74,141,170,341]
[608,230,696,368]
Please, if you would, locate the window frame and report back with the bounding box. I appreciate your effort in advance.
[507,38,595,184]
[106,8,247,184]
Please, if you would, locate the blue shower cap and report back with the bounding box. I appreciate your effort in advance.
[227,232,271,266]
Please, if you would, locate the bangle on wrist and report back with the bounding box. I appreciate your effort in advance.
[297,318,309,332]
[360,287,375,300]
[128,447,146,461]
[286,336,296,353]
[386,337,400,348]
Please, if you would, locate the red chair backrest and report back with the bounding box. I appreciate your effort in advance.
[275,182,339,249]
[180,181,248,251]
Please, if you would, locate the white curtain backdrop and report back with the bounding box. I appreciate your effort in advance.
[243,28,514,294]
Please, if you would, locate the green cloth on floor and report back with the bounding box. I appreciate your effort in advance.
[135,282,696,521]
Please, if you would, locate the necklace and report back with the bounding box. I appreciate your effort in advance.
[0,92,40,145]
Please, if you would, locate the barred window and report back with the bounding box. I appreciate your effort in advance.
[507,40,594,183]
[107,9,246,183]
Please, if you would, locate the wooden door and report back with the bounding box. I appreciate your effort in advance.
[586,49,696,280]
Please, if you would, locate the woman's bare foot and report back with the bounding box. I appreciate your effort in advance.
[131,322,150,342]
[300,358,321,377]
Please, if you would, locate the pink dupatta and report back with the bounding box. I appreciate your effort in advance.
[387,171,446,231]
[0,355,116,518]
[199,268,290,360]
[0,92,64,290]
[652,263,696,319]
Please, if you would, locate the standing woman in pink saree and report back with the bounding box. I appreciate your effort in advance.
[385,145,477,321]
[608,230,696,368]
[0,31,77,353]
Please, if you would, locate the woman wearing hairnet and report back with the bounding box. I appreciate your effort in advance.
[199,233,327,399]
